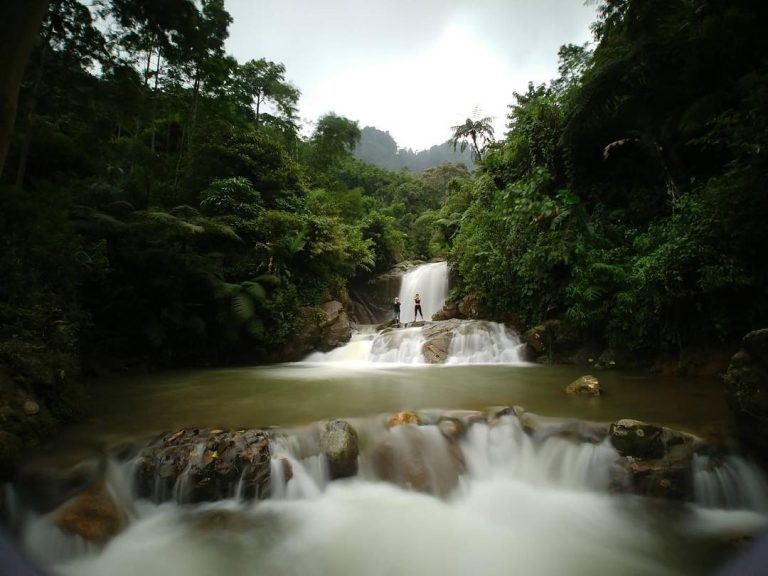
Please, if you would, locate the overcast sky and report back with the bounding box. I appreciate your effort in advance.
[225,0,598,151]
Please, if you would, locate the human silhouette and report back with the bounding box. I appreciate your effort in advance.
[414,293,423,320]
[393,297,401,324]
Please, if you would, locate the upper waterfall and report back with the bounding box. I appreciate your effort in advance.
[398,261,449,322]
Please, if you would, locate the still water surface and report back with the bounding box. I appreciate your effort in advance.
[61,362,730,446]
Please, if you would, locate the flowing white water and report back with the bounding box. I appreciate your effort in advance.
[305,320,528,365]
[305,262,527,365]
[693,453,768,512]
[446,320,527,364]
[11,261,768,574]
[398,261,449,321]
[20,414,768,576]
[368,327,426,363]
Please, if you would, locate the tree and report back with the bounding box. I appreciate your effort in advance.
[450,114,494,161]
[309,113,361,171]
[0,0,49,179]
[234,58,300,131]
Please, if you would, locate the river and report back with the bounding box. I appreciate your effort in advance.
[7,262,768,576]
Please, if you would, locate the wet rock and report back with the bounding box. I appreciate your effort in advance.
[437,417,465,441]
[278,307,324,360]
[723,330,768,458]
[609,419,665,459]
[457,294,480,319]
[371,426,464,497]
[134,429,271,503]
[616,443,695,501]
[278,457,293,483]
[319,301,352,351]
[564,375,602,396]
[387,411,420,428]
[743,329,768,366]
[609,419,698,460]
[432,302,459,321]
[524,325,547,354]
[320,419,358,480]
[490,406,515,419]
[596,349,618,369]
[420,319,463,364]
[23,400,39,415]
[518,412,609,444]
[55,482,124,545]
[347,261,423,324]
[442,409,486,427]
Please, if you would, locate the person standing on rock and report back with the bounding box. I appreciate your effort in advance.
[414,293,424,321]
[393,297,401,324]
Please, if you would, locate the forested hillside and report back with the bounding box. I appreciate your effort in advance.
[0,0,470,426]
[354,126,475,171]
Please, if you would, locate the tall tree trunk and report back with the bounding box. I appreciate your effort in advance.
[143,45,154,88]
[255,93,261,128]
[0,0,49,180]
[150,50,161,154]
[188,74,201,155]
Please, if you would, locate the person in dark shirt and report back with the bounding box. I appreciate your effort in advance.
[393,297,401,324]
[414,293,423,320]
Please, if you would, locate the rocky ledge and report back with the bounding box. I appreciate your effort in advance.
[9,406,745,548]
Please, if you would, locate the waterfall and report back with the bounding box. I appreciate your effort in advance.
[398,261,449,322]
[304,261,526,365]
[693,453,768,512]
[17,413,768,576]
[368,327,426,363]
[304,321,528,365]
[446,320,526,364]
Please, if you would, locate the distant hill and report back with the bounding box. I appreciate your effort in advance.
[354,126,475,172]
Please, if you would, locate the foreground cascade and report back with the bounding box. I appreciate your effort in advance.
[10,407,768,576]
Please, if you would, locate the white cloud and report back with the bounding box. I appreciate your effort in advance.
[225,0,597,150]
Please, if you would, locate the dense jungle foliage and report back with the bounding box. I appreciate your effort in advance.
[0,0,469,391]
[2,0,768,407]
[447,0,768,364]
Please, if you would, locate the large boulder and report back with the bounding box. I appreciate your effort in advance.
[617,448,692,500]
[134,429,271,503]
[609,419,698,460]
[318,301,352,351]
[457,294,480,319]
[320,419,359,479]
[564,375,602,396]
[55,482,125,545]
[432,302,459,321]
[371,426,464,497]
[723,329,768,458]
[609,419,665,459]
[277,301,352,359]
[420,319,463,364]
[278,307,324,360]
